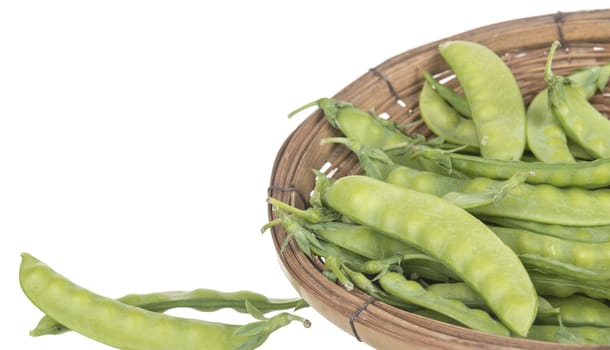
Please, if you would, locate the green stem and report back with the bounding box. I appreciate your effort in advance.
[544,40,561,85]
[287,100,319,119]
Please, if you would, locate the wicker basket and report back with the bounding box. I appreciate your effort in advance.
[268,9,610,350]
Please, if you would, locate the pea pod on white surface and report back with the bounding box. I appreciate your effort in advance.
[19,253,310,350]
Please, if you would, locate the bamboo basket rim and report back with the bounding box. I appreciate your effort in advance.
[268,9,610,350]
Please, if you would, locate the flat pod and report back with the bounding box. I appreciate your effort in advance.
[439,40,526,161]
[321,175,537,336]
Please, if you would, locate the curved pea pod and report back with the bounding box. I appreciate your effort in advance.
[530,271,610,300]
[289,98,426,170]
[414,146,610,189]
[480,215,610,243]
[306,221,411,259]
[545,41,610,159]
[305,221,459,282]
[537,295,610,328]
[527,65,602,163]
[426,282,559,318]
[31,289,307,336]
[20,253,309,350]
[439,40,526,160]
[526,91,576,163]
[419,78,478,149]
[384,162,610,226]
[378,272,510,336]
[422,71,472,117]
[527,325,610,345]
[320,174,538,336]
[490,226,610,277]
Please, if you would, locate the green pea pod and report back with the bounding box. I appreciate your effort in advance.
[422,71,472,117]
[320,174,537,336]
[529,271,610,300]
[526,91,576,163]
[413,146,610,189]
[439,40,526,160]
[490,226,610,276]
[419,79,478,149]
[290,98,457,175]
[378,272,510,336]
[32,289,307,336]
[426,282,559,318]
[527,325,610,345]
[305,221,411,260]
[479,216,610,243]
[545,41,610,159]
[379,156,610,226]
[527,64,602,163]
[20,253,309,350]
[537,295,610,328]
[324,137,525,211]
[289,98,424,170]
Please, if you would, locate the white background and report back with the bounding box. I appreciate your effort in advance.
[2,1,608,349]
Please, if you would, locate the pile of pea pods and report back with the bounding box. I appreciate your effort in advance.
[272,40,610,345]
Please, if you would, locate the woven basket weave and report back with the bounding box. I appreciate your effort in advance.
[268,9,610,350]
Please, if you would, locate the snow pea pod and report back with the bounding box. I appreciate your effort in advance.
[381,158,610,226]
[32,289,307,336]
[439,40,526,160]
[320,174,537,336]
[480,216,610,243]
[422,71,472,117]
[378,272,510,336]
[546,41,610,159]
[527,325,610,345]
[413,146,610,189]
[426,282,559,318]
[289,98,425,170]
[419,79,479,150]
[490,226,610,276]
[530,271,610,300]
[20,253,309,350]
[537,295,610,328]
[306,221,411,259]
[527,64,602,163]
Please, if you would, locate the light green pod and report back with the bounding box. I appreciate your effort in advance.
[526,91,576,163]
[423,71,472,117]
[550,84,610,159]
[321,175,537,336]
[378,272,510,336]
[419,80,479,149]
[527,65,601,163]
[31,288,306,337]
[439,40,526,160]
[527,325,610,345]
[530,271,610,300]
[537,295,610,328]
[480,216,610,243]
[385,164,610,226]
[490,226,610,275]
[545,41,610,159]
[417,147,610,189]
[19,253,308,350]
